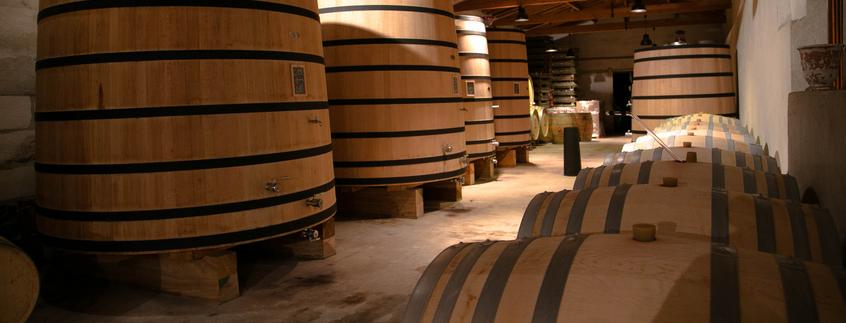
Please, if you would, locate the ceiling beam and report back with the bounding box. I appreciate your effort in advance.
[493,0,731,26]
[527,12,727,35]
[454,0,582,12]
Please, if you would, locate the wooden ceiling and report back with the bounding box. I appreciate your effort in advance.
[453,0,731,35]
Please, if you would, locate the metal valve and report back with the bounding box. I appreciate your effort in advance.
[492,140,500,147]
[491,105,500,109]
[265,180,279,193]
[492,158,498,165]
[302,228,320,241]
[306,195,323,208]
[459,155,468,166]
[443,144,454,153]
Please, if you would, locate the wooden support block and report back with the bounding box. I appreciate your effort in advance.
[422,179,462,202]
[463,162,476,186]
[475,157,496,180]
[496,149,517,168]
[95,250,239,302]
[516,147,530,163]
[336,187,423,219]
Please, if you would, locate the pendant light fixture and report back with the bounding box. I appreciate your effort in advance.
[630,0,647,13]
[515,5,529,22]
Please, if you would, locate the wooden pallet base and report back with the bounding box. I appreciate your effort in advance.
[336,178,462,219]
[52,219,335,302]
[463,157,496,185]
[496,146,530,168]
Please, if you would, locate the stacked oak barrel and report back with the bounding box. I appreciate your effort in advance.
[404,113,846,322]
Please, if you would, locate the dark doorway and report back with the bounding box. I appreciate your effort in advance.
[610,71,633,135]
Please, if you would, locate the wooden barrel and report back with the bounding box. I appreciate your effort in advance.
[403,234,846,323]
[0,237,39,323]
[574,160,800,201]
[655,114,749,134]
[623,135,764,155]
[530,109,541,140]
[548,112,592,143]
[638,128,754,143]
[35,0,336,253]
[320,1,466,186]
[517,186,845,266]
[487,28,531,148]
[603,147,782,174]
[456,15,496,161]
[660,113,744,128]
[631,45,737,133]
[538,108,550,140]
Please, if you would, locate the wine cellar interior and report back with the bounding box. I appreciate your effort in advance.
[1,0,845,322]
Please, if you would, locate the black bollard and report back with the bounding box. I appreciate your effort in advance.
[563,127,581,176]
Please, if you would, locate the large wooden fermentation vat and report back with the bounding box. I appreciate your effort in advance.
[574,161,800,200]
[319,0,466,186]
[517,186,844,266]
[487,28,531,148]
[35,0,336,253]
[0,237,39,323]
[456,15,496,161]
[631,45,737,132]
[404,234,846,323]
[603,147,782,174]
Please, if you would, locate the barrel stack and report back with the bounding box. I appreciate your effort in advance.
[404,112,846,322]
[487,28,532,167]
[35,0,336,301]
[319,0,466,219]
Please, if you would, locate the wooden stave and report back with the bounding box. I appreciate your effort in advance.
[574,160,800,201]
[403,233,846,323]
[456,16,495,161]
[631,46,737,131]
[602,148,781,174]
[623,135,764,155]
[35,0,337,253]
[0,237,39,323]
[319,1,467,185]
[488,29,531,148]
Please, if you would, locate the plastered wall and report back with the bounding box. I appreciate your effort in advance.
[737,0,828,172]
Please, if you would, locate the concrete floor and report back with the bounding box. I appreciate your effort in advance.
[28,138,627,323]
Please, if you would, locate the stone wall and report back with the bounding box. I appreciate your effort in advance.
[0,0,38,201]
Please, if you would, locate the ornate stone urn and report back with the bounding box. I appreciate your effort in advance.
[798,44,844,91]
